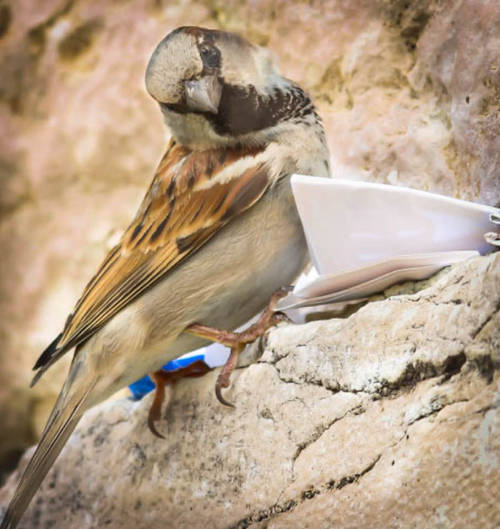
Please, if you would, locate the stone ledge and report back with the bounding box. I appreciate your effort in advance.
[1,253,498,528]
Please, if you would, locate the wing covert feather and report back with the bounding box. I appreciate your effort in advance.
[34,141,271,375]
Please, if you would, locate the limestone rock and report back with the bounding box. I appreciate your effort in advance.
[0,0,498,486]
[1,253,498,528]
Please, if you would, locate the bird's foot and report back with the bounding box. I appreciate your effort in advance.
[147,359,212,438]
[186,286,291,406]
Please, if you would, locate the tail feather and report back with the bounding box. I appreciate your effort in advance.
[0,382,95,529]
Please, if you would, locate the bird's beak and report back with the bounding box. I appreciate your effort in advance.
[184,75,222,114]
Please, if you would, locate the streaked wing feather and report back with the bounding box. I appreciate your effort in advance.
[33,141,270,377]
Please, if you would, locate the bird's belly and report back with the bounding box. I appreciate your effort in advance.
[143,174,308,350]
[89,175,307,395]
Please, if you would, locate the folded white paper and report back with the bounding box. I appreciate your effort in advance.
[277,175,499,310]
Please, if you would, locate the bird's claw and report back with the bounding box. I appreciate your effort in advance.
[214,343,242,407]
[147,360,212,437]
[148,407,166,439]
[187,286,293,408]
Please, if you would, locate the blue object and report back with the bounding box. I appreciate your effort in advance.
[128,353,206,399]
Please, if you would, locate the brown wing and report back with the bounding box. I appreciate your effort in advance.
[32,140,270,382]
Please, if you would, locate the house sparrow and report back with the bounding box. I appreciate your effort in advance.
[0,26,330,528]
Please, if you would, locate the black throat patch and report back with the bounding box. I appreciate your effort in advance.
[205,82,314,136]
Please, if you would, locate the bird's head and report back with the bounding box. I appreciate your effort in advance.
[145,27,314,149]
[146,27,274,114]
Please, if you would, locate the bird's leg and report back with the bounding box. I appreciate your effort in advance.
[148,359,212,438]
[186,287,291,406]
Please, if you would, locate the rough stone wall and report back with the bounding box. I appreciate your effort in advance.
[0,0,498,505]
[1,254,498,528]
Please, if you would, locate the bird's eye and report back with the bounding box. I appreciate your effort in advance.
[199,45,221,69]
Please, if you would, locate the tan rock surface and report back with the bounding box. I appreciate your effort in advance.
[1,254,498,528]
[0,0,498,496]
